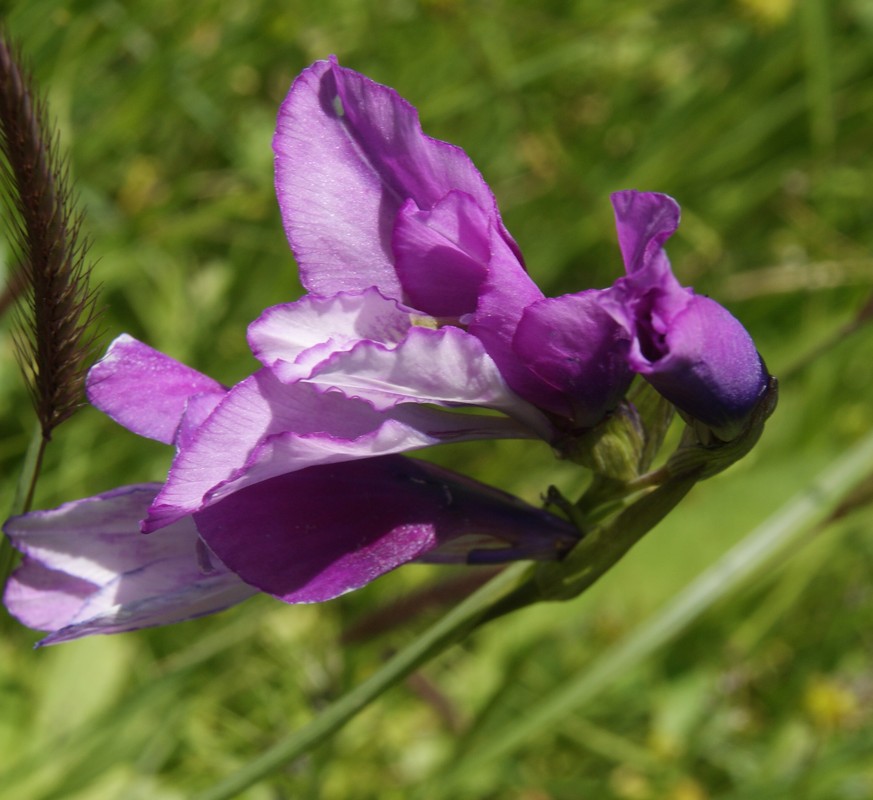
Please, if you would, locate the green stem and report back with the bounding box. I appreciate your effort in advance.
[193,561,532,800]
[0,423,46,593]
[446,427,873,777]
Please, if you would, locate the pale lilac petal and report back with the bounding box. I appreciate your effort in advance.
[174,391,226,451]
[303,325,549,429]
[248,289,416,383]
[194,456,577,603]
[3,485,257,644]
[392,191,490,317]
[3,562,96,633]
[87,335,225,445]
[513,291,634,426]
[273,57,522,298]
[144,370,535,532]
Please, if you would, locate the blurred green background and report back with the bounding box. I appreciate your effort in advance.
[2,0,873,798]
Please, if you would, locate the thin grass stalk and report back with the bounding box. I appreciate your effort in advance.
[0,423,44,590]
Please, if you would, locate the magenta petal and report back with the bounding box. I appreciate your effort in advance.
[611,190,681,285]
[392,191,490,317]
[87,335,225,445]
[274,57,520,298]
[194,456,577,603]
[3,485,257,644]
[467,226,572,414]
[513,292,634,426]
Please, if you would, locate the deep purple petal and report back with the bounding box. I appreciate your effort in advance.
[467,226,553,405]
[87,335,225,445]
[630,293,768,439]
[248,288,415,382]
[3,485,257,644]
[144,369,535,532]
[194,456,577,603]
[611,190,681,287]
[609,191,768,437]
[513,291,634,426]
[392,191,490,317]
[273,57,522,298]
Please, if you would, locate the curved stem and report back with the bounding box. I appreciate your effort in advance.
[193,562,532,800]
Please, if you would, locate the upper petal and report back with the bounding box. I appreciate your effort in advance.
[611,190,681,287]
[392,191,490,317]
[87,335,225,445]
[273,57,521,297]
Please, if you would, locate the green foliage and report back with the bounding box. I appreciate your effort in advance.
[2,0,873,797]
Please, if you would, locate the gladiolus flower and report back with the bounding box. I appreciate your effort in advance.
[3,57,771,643]
[273,57,769,438]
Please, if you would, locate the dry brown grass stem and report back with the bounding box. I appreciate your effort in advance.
[0,31,101,441]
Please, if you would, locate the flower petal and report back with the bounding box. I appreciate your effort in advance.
[392,191,490,317]
[194,455,577,603]
[611,190,681,285]
[87,335,225,445]
[248,288,415,382]
[3,485,257,644]
[273,57,521,298]
[303,324,548,427]
[630,293,768,439]
[144,369,534,532]
[466,226,574,413]
[513,291,634,426]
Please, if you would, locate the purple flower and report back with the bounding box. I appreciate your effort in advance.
[273,57,768,439]
[3,58,769,642]
[4,459,576,644]
[88,334,576,577]
[4,332,576,642]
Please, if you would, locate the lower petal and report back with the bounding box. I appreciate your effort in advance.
[194,455,577,603]
[3,485,258,645]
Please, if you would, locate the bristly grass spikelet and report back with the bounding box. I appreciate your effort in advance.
[0,31,101,444]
